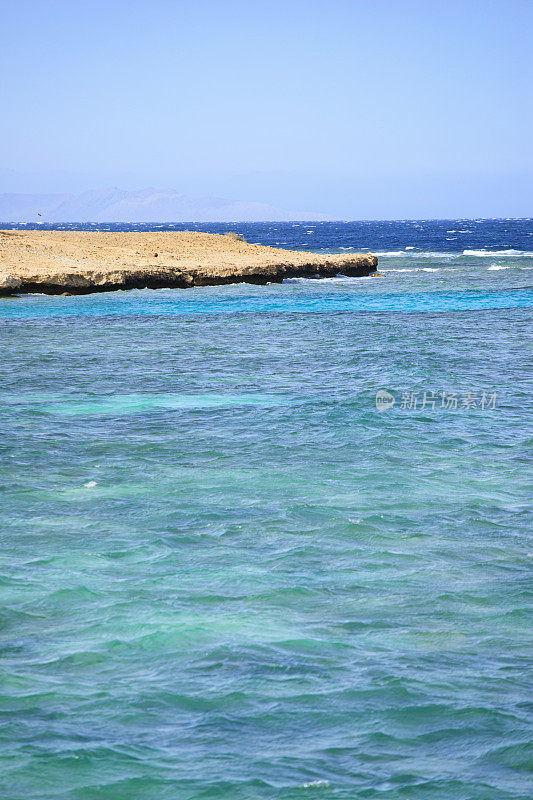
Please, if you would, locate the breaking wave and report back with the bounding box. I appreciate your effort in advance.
[463,249,532,257]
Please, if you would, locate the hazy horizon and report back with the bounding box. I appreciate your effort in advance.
[1,0,532,219]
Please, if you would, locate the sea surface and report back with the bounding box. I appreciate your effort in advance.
[1,219,532,799]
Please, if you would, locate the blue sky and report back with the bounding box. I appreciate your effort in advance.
[1,0,531,218]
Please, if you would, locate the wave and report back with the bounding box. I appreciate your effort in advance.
[300,780,331,788]
[385,267,459,273]
[373,251,457,258]
[284,276,368,283]
[463,249,532,257]
[375,249,533,260]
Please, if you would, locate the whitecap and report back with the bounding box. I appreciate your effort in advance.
[384,267,457,273]
[463,249,530,257]
[284,276,368,283]
[300,780,330,788]
[83,481,97,488]
[373,251,457,259]
[487,265,511,270]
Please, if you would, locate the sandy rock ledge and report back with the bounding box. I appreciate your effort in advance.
[0,230,378,295]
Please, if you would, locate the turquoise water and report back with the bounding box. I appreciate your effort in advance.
[1,235,532,799]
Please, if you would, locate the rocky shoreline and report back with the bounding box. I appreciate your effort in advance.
[0,230,378,295]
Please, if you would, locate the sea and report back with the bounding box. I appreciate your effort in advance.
[1,219,532,799]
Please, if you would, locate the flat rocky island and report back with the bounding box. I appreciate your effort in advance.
[0,230,378,295]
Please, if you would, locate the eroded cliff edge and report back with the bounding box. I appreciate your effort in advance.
[0,230,378,295]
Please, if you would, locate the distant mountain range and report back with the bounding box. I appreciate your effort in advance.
[0,187,329,223]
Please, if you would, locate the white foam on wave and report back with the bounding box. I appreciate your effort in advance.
[463,249,531,257]
[374,250,457,258]
[284,275,368,283]
[300,780,330,788]
[383,266,442,271]
[487,265,511,270]
[385,267,457,273]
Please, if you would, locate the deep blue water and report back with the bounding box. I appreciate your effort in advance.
[1,220,532,799]
[2,217,533,254]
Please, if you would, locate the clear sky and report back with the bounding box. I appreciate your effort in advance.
[1,0,531,218]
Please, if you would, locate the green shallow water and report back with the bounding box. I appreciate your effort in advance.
[1,259,532,798]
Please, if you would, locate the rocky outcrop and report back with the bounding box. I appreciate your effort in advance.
[0,230,377,295]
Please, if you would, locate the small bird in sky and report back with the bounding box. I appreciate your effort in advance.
[37,213,42,216]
